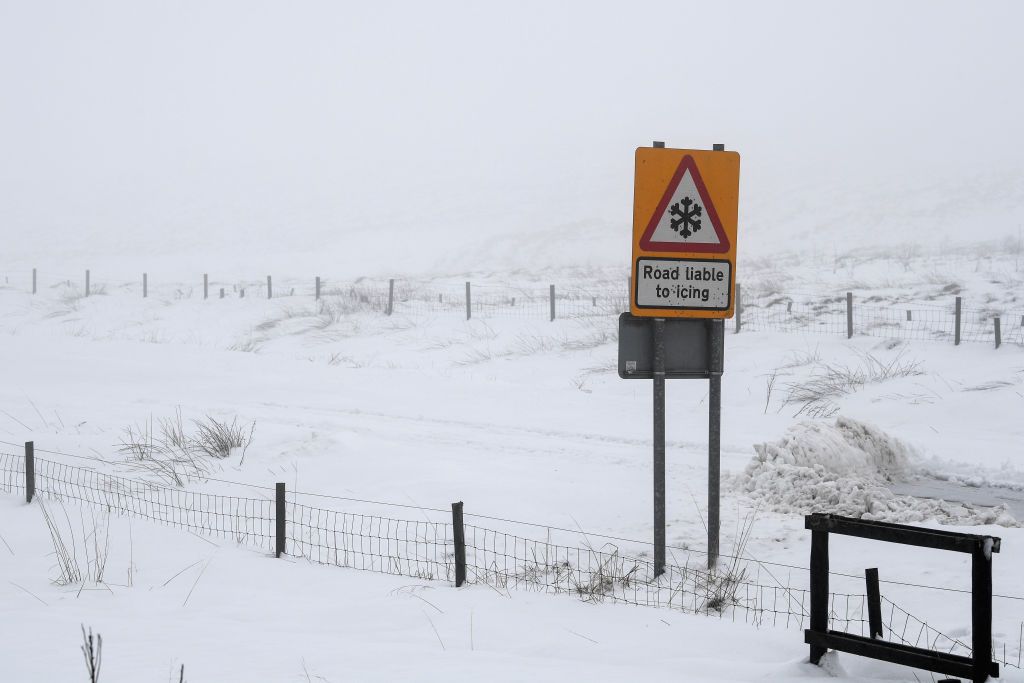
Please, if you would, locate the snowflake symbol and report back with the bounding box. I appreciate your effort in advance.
[670,196,702,238]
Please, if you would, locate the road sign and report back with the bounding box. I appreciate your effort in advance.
[631,146,740,318]
[617,313,722,379]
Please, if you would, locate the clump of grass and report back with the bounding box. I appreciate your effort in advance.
[783,350,923,417]
[81,626,102,683]
[118,410,255,485]
[39,501,110,586]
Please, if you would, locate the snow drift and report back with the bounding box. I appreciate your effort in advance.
[742,417,1018,526]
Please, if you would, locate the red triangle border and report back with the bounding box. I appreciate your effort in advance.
[638,155,730,253]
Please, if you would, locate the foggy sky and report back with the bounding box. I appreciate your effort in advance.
[2,1,1022,275]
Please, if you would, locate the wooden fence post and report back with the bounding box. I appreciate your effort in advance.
[25,441,34,504]
[85,270,90,297]
[971,544,994,680]
[219,288,225,299]
[452,501,466,587]
[549,284,555,321]
[865,567,883,639]
[846,292,853,339]
[907,310,912,322]
[267,276,272,300]
[994,317,1001,349]
[143,273,148,298]
[32,268,37,295]
[204,274,209,300]
[387,279,395,316]
[240,288,245,298]
[275,483,286,558]
[315,276,321,301]
[955,296,962,346]
[809,529,829,664]
[465,282,471,320]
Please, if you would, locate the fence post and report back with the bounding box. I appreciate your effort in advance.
[994,317,1001,349]
[846,292,853,339]
[219,288,225,299]
[267,276,272,300]
[592,296,597,307]
[955,296,962,346]
[734,283,742,333]
[907,310,912,322]
[465,282,471,320]
[549,284,556,321]
[971,543,994,681]
[275,482,286,558]
[240,288,245,298]
[452,501,466,587]
[25,441,34,504]
[865,567,883,639]
[85,269,90,297]
[32,268,37,295]
[387,279,395,316]
[204,274,209,300]
[143,273,148,298]
[315,276,321,301]
[808,528,829,664]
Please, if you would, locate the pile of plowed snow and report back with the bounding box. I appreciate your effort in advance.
[741,417,1017,526]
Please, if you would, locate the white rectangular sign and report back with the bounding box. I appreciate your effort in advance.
[634,258,731,311]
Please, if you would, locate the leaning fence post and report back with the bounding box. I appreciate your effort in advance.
[143,273,148,298]
[267,275,272,300]
[452,501,466,587]
[994,317,1001,349]
[549,284,556,321]
[734,283,742,333]
[85,269,90,297]
[204,274,209,300]
[32,268,37,295]
[315,276,321,301]
[865,567,883,639]
[846,292,853,339]
[25,441,34,504]
[465,282,471,320]
[387,279,395,316]
[955,296,962,346]
[275,482,286,558]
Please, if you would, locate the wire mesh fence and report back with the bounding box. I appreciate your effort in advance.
[3,267,1019,347]
[0,449,1020,670]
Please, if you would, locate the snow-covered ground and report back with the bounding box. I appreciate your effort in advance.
[1,246,1022,681]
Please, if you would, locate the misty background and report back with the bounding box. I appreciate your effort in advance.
[1,0,1022,278]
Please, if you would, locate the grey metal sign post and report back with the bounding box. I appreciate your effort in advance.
[619,313,725,571]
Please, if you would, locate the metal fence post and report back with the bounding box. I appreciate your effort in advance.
[452,501,466,587]
[275,483,286,558]
[955,296,962,345]
[866,568,883,638]
[315,276,321,301]
[85,269,90,297]
[32,268,37,294]
[267,275,272,300]
[734,283,742,333]
[143,273,148,298]
[465,282,471,320]
[994,317,1001,349]
[25,441,34,504]
[846,292,853,339]
[549,284,556,321]
[204,274,209,300]
[387,279,395,316]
